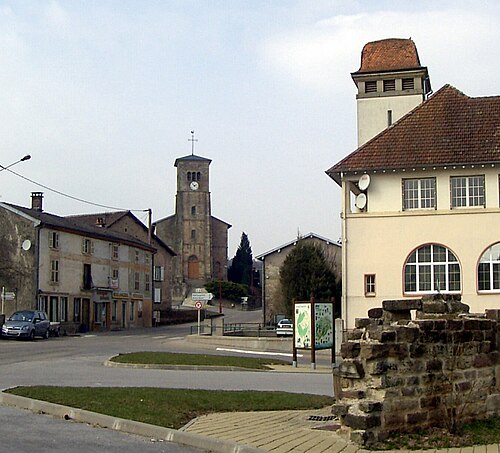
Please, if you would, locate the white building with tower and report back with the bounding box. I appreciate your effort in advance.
[327,38,500,328]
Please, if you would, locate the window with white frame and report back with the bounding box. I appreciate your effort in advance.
[145,272,150,292]
[82,238,93,255]
[49,231,59,249]
[478,243,500,292]
[154,287,162,303]
[364,274,376,296]
[130,301,135,321]
[450,175,485,208]
[403,178,436,210]
[135,250,140,263]
[404,244,461,294]
[134,272,140,291]
[111,243,119,260]
[50,260,59,283]
[154,266,165,282]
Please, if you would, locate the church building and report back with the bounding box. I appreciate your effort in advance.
[154,142,231,303]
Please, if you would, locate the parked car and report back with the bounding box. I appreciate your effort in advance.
[276,318,293,337]
[1,310,50,340]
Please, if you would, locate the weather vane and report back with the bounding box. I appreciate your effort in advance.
[188,130,198,155]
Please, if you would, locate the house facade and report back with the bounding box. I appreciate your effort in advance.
[68,211,176,318]
[0,193,156,332]
[154,153,231,304]
[256,233,342,324]
[327,39,500,328]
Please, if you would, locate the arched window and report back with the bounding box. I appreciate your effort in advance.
[478,243,500,292]
[404,244,461,294]
[187,172,192,181]
[196,172,201,181]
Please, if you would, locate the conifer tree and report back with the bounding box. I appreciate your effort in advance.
[228,232,253,286]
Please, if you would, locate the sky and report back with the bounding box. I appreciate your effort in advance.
[0,0,499,257]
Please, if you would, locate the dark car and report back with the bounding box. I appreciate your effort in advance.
[1,310,50,340]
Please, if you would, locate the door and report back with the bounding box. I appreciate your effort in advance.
[188,256,199,279]
[121,301,127,328]
[82,298,90,331]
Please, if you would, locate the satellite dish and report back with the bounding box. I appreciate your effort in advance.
[358,174,371,191]
[355,193,367,210]
[22,239,32,251]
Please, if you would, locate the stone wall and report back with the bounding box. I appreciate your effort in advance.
[332,296,499,446]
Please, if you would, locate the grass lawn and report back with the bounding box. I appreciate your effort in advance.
[109,351,291,369]
[6,386,334,429]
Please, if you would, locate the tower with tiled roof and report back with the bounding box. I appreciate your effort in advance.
[352,38,432,146]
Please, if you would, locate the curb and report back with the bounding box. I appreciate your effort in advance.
[104,360,266,372]
[0,391,266,453]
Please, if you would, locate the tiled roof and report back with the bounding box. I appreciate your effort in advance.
[3,204,155,251]
[353,38,423,74]
[327,85,500,181]
[69,211,176,255]
[256,233,340,259]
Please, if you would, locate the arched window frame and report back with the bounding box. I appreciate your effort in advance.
[477,243,500,292]
[187,172,192,181]
[403,243,461,294]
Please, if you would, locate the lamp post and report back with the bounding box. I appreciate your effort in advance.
[0,154,31,173]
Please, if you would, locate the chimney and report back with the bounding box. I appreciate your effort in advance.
[31,192,44,211]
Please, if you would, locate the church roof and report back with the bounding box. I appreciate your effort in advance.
[352,38,424,74]
[327,84,500,184]
[174,154,212,167]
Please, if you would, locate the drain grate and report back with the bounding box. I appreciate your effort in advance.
[307,415,336,422]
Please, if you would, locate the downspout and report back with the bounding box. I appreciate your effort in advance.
[260,257,266,325]
[340,172,348,329]
[35,226,41,309]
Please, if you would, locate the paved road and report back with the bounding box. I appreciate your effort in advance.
[0,405,203,453]
[0,308,333,451]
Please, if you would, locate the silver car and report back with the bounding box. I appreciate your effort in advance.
[1,310,50,340]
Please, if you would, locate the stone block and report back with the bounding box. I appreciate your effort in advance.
[342,389,366,399]
[368,329,396,343]
[355,318,371,328]
[409,343,427,358]
[422,300,447,313]
[420,395,441,408]
[383,310,411,323]
[381,375,404,388]
[331,403,350,417]
[464,319,481,330]
[347,330,363,341]
[383,412,406,427]
[446,300,469,314]
[446,319,464,331]
[339,360,365,379]
[344,413,381,430]
[383,299,422,311]
[361,344,391,360]
[366,359,397,375]
[486,394,500,413]
[359,401,383,413]
[350,429,375,446]
[406,376,420,386]
[426,359,443,372]
[395,326,419,343]
[341,342,361,359]
[485,309,500,320]
[473,353,493,368]
[368,307,383,319]
[406,411,428,424]
[402,386,420,397]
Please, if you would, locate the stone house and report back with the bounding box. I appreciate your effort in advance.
[154,153,231,304]
[68,211,176,318]
[327,38,500,329]
[256,233,341,324]
[0,193,156,332]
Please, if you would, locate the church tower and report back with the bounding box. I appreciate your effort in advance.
[351,38,432,146]
[154,135,231,303]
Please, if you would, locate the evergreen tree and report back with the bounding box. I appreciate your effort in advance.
[279,241,337,316]
[228,232,253,286]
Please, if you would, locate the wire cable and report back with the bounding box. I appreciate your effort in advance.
[3,166,149,213]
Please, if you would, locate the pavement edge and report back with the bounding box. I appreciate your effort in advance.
[0,391,266,453]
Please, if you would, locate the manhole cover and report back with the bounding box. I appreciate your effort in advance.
[307,415,336,422]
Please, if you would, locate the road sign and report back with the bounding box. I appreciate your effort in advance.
[195,301,203,310]
[3,292,15,301]
[192,293,213,301]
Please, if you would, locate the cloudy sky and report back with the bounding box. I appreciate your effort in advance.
[0,0,498,256]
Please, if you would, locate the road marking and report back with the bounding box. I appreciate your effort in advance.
[82,335,97,338]
[152,335,168,339]
[216,347,302,358]
[163,336,184,341]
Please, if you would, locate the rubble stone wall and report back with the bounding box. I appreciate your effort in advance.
[332,297,499,446]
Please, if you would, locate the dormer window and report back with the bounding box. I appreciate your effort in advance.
[364,81,377,93]
[383,79,396,92]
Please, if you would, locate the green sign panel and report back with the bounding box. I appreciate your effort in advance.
[314,302,333,349]
[294,303,311,349]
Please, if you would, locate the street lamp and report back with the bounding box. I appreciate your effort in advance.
[0,155,31,173]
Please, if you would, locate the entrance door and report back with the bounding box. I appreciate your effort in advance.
[121,301,127,328]
[188,256,199,279]
[82,298,90,331]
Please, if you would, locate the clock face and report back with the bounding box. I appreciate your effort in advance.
[190,181,199,191]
